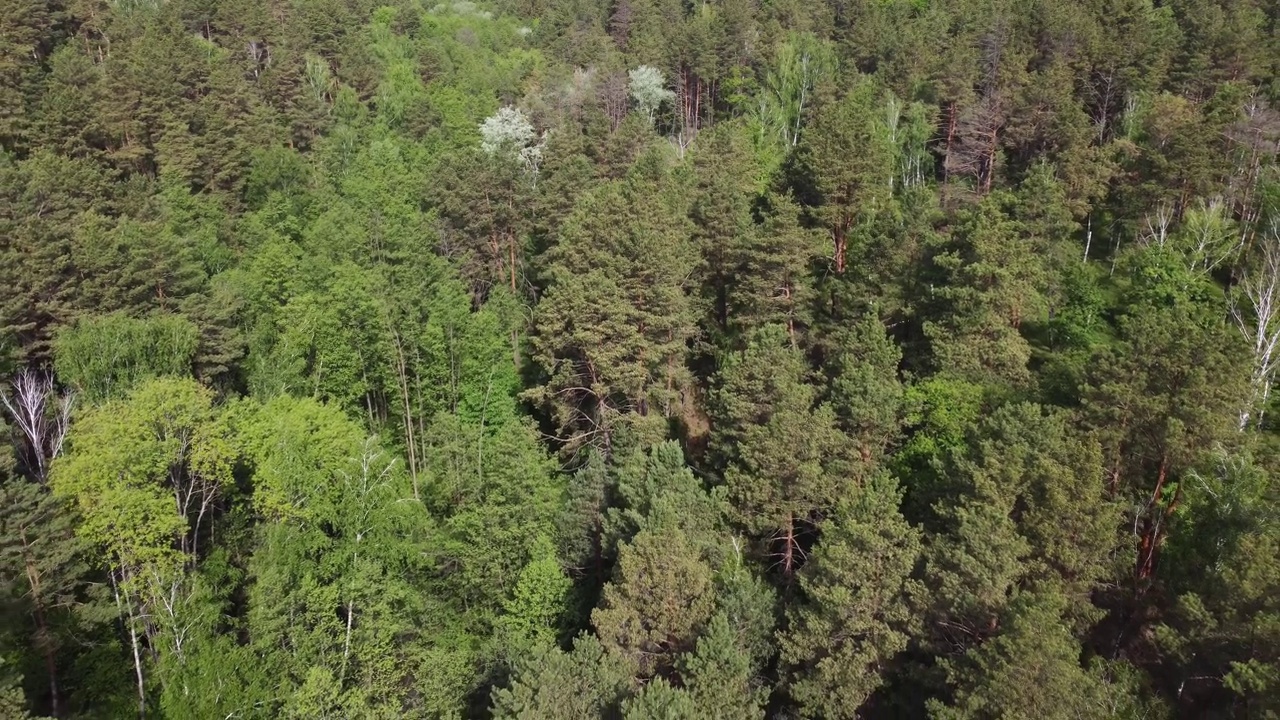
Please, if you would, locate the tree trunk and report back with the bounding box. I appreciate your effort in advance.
[833,224,847,274]
[340,599,354,686]
[1136,457,1171,581]
[23,530,59,717]
[780,513,797,580]
[943,101,958,181]
[391,332,418,499]
[113,574,146,718]
[509,233,517,292]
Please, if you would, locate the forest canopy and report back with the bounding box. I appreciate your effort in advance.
[1,0,1279,717]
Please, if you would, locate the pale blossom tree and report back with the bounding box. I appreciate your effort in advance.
[628,65,674,125]
[479,105,546,180]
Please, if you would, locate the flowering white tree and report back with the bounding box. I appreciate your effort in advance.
[479,106,545,178]
[628,65,674,125]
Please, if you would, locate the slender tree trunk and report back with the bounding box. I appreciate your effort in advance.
[780,513,797,579]
[392,333,418,500]
[782,285,796,346]
[1084,213,1093,262]
[40,614,60,718]
[981,126,998,194]
[412,346,429,477]
[509,234,517,292]
[943,101,958,181]
[23,533,59,717]
[833,223,847,274]
[113,575,146,718]
[1136,456,1171,581]
[665,330,675,417]
[129,620,145,718]
[31,613,61,718]
[340,599,354,686]
[592,518,604,584]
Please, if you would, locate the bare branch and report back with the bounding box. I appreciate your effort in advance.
[0,368,70,482]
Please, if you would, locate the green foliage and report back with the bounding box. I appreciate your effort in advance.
[712,324,849,577]
[620,678,698,719]
[779,474,921,718]
[592,523,717,677]
[528,155,697,449]
[755,32,835,157]
[498,535,572,649]
[491,634,634,719]
[929,590,1126,720]
[0,478,96,719]
[1155,450,1280,715]
[921,403,1118,640]
[53,313,198,403]
[422,412,561,616]
[799,76,895,274]
[0,659,37,720]
[4,0,1277,716]
[237,394,448,717]
[51,377,233,577]
[1081,269,1250,581]
[924,196,1044,388]
[825,313,906,472]
[724,192,820,341]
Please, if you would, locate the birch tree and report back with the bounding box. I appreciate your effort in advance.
[1231,218,1280,429]
[0,368,73,482]
[758,33,835,149]
[479,106,546,180]
[50,377,235,715]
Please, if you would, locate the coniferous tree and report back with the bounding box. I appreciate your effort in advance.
[591,523,717,678]
[529,150,697,450]
[778,474,921,719]
[1,0,1276,714]
[491,634,634,720]
[713,325,848,578]
[798,77,895,276]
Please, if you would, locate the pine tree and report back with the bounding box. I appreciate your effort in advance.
[29,45,107,160]
[725,193,819,343]
[921,403,1118,641]
[491,634,634,719]
[620,678,698,720]
[592,523,717,678]
[0,0,66,152]
[824,313,906,476]
[1155,450,1280,715]
[924,196,1044,388]
[0,479,89,718]
[1081,252,1250,583]
[778,474,921,719]
[528,152,698,451]
[431,147,535,298]
[799,77,895,275]
[712,325,849,578]
[929,590,1122,720]
[0,152,109,365]
[679,613,767,720]
[688,121,760,339]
